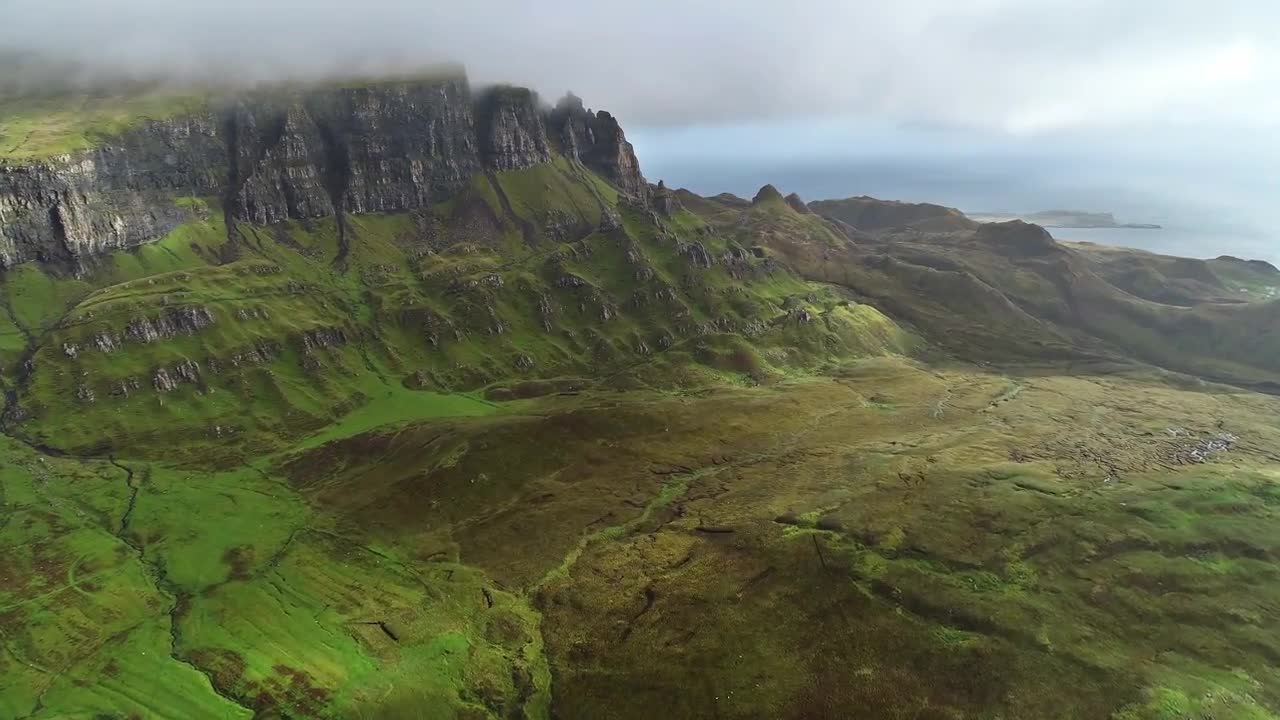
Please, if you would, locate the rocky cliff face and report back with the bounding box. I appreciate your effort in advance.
[0,113,226,266]
[476,86,552,170]
[0,75,647,269]
[548,93,648,199]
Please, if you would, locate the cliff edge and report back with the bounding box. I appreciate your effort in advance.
[0,73,647,268]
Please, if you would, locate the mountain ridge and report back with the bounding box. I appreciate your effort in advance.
[2,72,1280,720]
[0,73,646,269]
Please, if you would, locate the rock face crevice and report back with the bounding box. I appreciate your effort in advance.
[0,74,648,269]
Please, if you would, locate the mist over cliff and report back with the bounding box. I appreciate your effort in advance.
[4,0,1278,131]
[3,0,1277,260]
[0,76,646,268]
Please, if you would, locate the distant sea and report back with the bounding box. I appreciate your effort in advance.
[1046,226,1277,264]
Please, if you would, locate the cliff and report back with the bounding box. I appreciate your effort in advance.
[547,93,648,199]
[0,74,647,268]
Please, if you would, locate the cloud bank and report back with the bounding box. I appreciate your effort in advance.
[4,0,1276,260]
[3,0,1277,132]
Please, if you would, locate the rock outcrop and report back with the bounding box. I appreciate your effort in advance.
[651,180,678,216]
[125,306,216,344]
[752,184,786,207]
[0,74,648,269]
[476,86,552,170]
[0,113,226,266]
[548,93,648,199]
[784,193,812,214]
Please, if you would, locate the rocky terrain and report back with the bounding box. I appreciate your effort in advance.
[0,73,643,268]
[2,72,1280,720]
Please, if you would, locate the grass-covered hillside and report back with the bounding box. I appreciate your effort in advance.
[3,94,1280,720]
[0,89,209,161]
[691,191,1280,391]
[3,157,913,459]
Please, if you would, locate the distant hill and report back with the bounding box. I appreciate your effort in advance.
[972,209,1162,229]
[809,195,977,233]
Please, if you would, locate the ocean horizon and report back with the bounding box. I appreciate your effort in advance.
[1044,226,1277,265]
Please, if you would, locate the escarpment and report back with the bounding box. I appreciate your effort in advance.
[0,73,648,269]
[548,93,648,199]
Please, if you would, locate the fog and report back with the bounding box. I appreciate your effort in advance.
[3,0,1277,259]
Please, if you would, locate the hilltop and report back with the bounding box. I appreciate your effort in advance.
[809,195,977,233]
[971,209,1163,229]
[2,72,1279,720]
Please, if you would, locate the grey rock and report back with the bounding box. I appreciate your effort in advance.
[124,306,215,343]
[153,368,178,393]
[677,241,714,269]
[174,359,202,384]
[299,327,348,354]
[651,180,678,216]
[1,74,645,269]
[549,94,648,199]
[784,192,811,214]
[475,86,552,170]
[153,359,202,393]
[111,377,142,398]
[92,331,122,353]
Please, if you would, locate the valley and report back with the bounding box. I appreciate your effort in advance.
[1,74,1279,719]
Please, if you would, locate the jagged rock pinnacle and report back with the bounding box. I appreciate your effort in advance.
[785,192,811,214]
[752,184,785,205]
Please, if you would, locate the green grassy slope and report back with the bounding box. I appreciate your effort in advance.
[0,155,925,718]
[262,363,1280,719]
[690,195,1280,388]
[3,132,1280,720]
[0,431,552,719]
[0,436,253,719]
[1066,241,1280,306]
[3,157,914,463]
[7,360,1280,719]
[809,195,977,233]
[0,90,208,160]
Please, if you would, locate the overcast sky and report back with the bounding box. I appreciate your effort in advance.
[3,0,1277,258]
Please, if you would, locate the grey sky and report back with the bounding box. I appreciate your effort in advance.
[3,0,1277,258]
[4,0,1277,130]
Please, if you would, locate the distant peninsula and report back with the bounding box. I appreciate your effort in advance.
[970,209,1162,229]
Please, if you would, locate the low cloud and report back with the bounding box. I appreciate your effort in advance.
[5,1,1276,257]
[3,0,1277,132]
